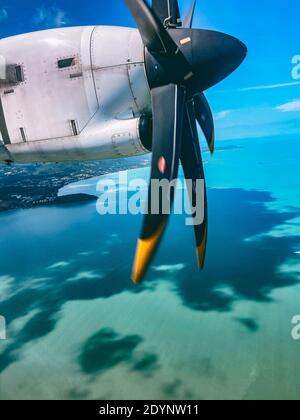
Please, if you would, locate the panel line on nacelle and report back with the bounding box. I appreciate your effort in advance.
[0,97,10,145]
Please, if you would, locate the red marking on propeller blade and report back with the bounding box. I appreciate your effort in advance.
[158,157,167,174]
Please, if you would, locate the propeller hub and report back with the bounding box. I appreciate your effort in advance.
[190,29,247,92]
[145,29,247,94]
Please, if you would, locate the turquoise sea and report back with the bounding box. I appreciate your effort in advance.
[0,135,300,400]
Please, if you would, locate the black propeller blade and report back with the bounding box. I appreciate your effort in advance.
[194,93,215,154]
[123,0,247,282]
[125,0,193,87]
[152,0,182,27]
[132,84,186,283]
[181,100,208,269]
[125,0,179,55]
[183,0,196,28]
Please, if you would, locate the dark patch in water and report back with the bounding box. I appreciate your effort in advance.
[162,379,183,398]
[0,188,299,373]
[238,318,259,333]
[162,379,201,400]
[132,353,160,377]
[67,387,90,400]
[169,189,300,312]
[78,328,159,378]
[79,328,141,374]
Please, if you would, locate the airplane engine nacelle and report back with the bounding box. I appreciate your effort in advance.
[0,116,152,164]
[0,26,152,164]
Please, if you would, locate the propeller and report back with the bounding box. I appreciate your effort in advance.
[183,0,196,29]
[194,93,215,153]
[152,0,182,27]
[181,99,208,269]
[125,0,247,283]
[132,84,186,282]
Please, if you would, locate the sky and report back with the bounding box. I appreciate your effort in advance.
[0,0,299,140]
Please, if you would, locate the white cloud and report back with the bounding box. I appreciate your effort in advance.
[153,264,186,273]
[276,100,300,113]
[0,275,14,301]
[278,261,300,281]
[215,110,232,120]
[47,261,70,270]
[67,271,103,283]
[0,7,8,21]
[34,6,68,28]
[53,9,67,27]
[239,81,300,92]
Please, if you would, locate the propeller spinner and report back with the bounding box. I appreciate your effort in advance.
[125,0,247,283]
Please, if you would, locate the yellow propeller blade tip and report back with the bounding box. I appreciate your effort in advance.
[196,247,206,270]
[131,240,156,284]
[196,227,208,270]
[132,272,142,284]
[132,241,148,283]
[131,223,166,284]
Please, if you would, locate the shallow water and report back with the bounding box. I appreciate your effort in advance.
[0,135,300,400]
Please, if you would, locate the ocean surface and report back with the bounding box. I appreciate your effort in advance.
[0,135,300,400]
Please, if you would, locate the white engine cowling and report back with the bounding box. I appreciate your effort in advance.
[1,116,152,163]
[0,26,152,164]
